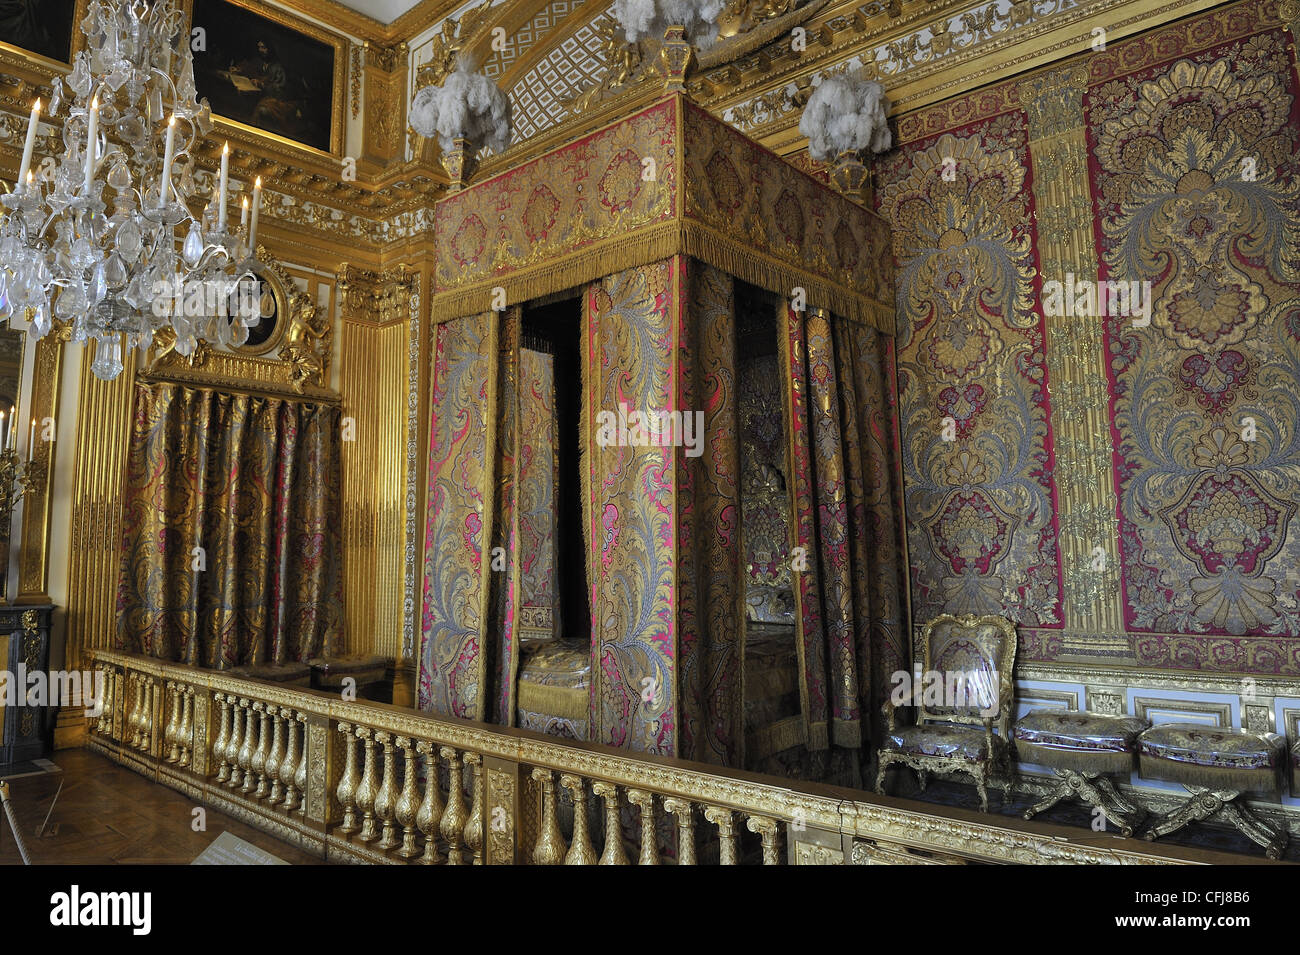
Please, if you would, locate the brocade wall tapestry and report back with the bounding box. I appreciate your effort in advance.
[871,0,1300,675]
[877,98,1065,634]
[1089,12,1300,669]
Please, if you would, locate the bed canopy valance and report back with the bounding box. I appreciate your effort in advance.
[431,93,894,333]
[419,88,904,781]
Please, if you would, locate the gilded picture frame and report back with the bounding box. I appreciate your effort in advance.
[0,0,81,65]
[186,0,347,156]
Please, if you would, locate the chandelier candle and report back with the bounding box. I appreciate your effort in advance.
[218,143,230,231]
[250,177,262,249]
[83,97,99,194]
[160,114,177,203]
[17,99,39,192]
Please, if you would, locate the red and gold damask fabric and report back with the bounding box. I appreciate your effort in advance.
[583,257,744,763]
[874,0,1299,675]
[782,306,908,764]
[116,380,343,668]
[419,312,499,719]
[877,99,1064,637]
[432,94,892,331]
[1089,11,1300,668]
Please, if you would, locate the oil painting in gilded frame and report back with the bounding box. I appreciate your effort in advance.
[189,0,345,154]
[0,0,78,64]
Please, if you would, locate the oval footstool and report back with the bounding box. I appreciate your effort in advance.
[1138,724,1288,859]
[1015,709,1150,835]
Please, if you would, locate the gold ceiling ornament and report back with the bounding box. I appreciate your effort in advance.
[569,0,827,111]
[415,0,498,90]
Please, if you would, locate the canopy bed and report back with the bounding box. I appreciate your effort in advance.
[419,87,905,782]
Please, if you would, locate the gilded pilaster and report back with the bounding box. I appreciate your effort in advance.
[64,343,137,668]
[361,42,409,168]
[16,334,64,603]
[337,263,419,663]
[1018,67,1125,643]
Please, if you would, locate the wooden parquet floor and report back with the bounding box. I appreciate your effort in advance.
[0,749,324,865]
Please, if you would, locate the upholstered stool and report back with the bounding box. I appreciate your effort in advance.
[307,656,393,700]
[1015,709,1149,835]
[517,642,590,740]
[229,661,312,687]
[1138,724,1288,859]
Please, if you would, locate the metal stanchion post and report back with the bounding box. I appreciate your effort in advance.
[0,780,32,865]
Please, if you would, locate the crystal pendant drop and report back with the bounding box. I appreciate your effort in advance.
[182,221,204,267]
[117,218,142,262]
[89,261,108,304]
[91,335,124,381]
[30,303,51,339]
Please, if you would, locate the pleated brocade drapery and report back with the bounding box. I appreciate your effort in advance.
[116,380,344,668]
[782,305,908,771]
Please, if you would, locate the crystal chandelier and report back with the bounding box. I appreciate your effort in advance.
[0,0,266,381]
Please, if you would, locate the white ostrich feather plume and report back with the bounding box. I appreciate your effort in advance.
[798,74,891,161]
[409,58,512,154]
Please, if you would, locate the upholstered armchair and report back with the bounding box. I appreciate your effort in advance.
[875,614,1018,812]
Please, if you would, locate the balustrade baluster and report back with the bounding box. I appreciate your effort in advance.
[530,768,566,865]
[559,774,597,865]
[293,714,308,817]
[178,687,194,767]
[463,753,484,865]
[663,798,697,865]
[439,747,467,865]
[592,781,628,865]
[626,789,660,865]
[128,675,144,749]
[336,721,360,834]
[238,699,257,794]
[278,709,299,811]
[374,731,399,850]
[746,815,781,865]
[140,680,156,753]
[265,708,285,804]
[213,695,231,783]
[163,681,181,762]
[704,807,737,865]
[355,727,379,842]
[226,698,246,788]
[415,741,444,865]
[251,702,271,798]
[394,737,419,859]
[97,667,114,735]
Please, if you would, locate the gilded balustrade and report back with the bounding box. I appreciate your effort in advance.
[86,649,1193,865]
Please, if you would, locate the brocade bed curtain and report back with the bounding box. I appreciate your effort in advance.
[782,305,908,783]
[116,379,345,668]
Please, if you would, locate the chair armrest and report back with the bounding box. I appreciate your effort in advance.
[982,716,996,756]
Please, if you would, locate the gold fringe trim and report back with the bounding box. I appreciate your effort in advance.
[1138,755,1283,795]
[748,714,809,760]
[1017,741,1135,776]
[518,680,590,722]
[431,222,895,336]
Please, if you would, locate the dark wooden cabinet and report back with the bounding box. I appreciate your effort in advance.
[0,605,55,765]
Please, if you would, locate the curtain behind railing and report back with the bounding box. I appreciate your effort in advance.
[782,306,908,786]
[115,379,344,668]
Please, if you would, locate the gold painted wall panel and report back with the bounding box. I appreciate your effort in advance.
[64,345,137,670]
